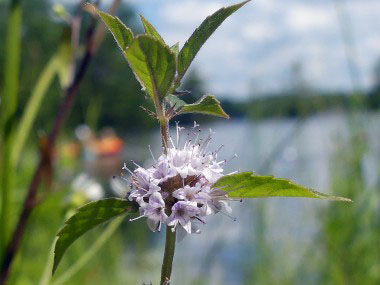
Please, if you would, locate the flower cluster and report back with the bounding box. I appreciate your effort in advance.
[124,123,234,234]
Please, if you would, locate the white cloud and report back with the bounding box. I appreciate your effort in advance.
[241,22,278,41]
[285,4,335,32]
[161,0,222,26]
[127,0,380,98]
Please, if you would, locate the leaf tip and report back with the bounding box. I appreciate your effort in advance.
[330,196,353,203]
[83,2,96,15]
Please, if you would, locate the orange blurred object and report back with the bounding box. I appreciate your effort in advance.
[96,135,124,156]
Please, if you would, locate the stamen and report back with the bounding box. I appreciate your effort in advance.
[158,221,162,232]
[176,122,180,146]
[148,145,156,162]
[131,160,143,169]
[200,135,212,154]
[194,129,202,145]
[129,214,146,222]
[219,210,237,221]
[169,135,175,148]
[223,154,238,165]
[122,163,134,175]
[215,144,224,155]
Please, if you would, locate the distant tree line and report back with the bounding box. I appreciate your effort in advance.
[221,90,380,120]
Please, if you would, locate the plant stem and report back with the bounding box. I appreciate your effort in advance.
[160,226,176,285]
[160,117,169,153]
[157,105,176,284]
[0,0,22,260]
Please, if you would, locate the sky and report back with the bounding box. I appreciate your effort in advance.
[122,0,380,99]
[59,0,379,99]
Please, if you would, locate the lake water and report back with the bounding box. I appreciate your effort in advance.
[122,111,380,284]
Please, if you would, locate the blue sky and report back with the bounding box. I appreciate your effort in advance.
[62,0,380,99]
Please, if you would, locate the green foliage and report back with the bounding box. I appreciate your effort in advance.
[125,35,176,102]
[166,94,186,111]
[170,42,179,55]
[11,28,72,166]
[299,130,380,284]
[92,5,134,53]
[0,0,22,258]
[139,15,165,45]
[51,216,124,284]
[177,0,250,81]
[96,1,250,116]
[53,199,137,274]
[180,95,229,118]
[213,172,352,201]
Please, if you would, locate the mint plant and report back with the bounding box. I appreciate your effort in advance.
[52,1,351,284]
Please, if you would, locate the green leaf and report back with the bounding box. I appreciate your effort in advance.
[140,15,165,44]
[125,35,176,101]
[91,5,133,52]
[213,172,352,201]
[166,94,186,111]
[180,95,229,118]
[177,0,250,80]
[53,198,137,274]
[170,42,179,55]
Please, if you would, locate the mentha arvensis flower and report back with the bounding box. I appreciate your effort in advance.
[123,123,237,234]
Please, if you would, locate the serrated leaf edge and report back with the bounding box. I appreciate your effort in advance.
[213,172,352,202]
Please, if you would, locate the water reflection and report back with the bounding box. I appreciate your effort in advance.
[120,111,380,284]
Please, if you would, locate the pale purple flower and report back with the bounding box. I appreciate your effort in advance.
[167,201,200,233]
[152,159,177,182]
[123,123,236,234]
[134,192,168,232]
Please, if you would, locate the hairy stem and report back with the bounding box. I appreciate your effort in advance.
[160,117,169,153]
[160,226,176,284]
[158,106,176,284]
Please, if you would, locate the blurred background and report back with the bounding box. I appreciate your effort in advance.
[1,0,380,284]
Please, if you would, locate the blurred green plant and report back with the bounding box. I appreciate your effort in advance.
[11,28,72,166]
[0,0,23,259]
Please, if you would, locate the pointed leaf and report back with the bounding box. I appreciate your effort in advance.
[53,198,137,274]
[213,172,352,201]
[170,42,179,55]
[140,15,165,44]
[166,94,186,111]
[180,95,229,118]
[125,35,176,101]
[177,0,250,80]
[91,5,133,52]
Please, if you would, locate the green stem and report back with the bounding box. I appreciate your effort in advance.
[160,117,169,153]
[12,55,58,166]
[160,226,176,284]
[157,105,176,284]
[0,0,22,260]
